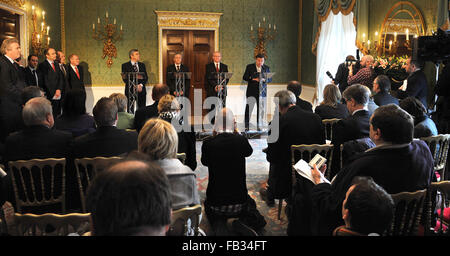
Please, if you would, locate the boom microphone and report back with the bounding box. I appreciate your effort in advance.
[326,71,334,81]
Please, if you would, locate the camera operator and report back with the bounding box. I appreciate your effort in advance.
[347,55,376,90]
[435,61,450,133]
[334,55,356,95]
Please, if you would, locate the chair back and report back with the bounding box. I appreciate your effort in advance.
[427,181,450,235]
[14,212,91,236]
[386,189,427,236]
[420,134,450,180]
[322,118,341,141]
[75,157,122,213]
[168,204,202,236]
[176,153,187,164]
[8,158,67,214]
[291,144,334,184]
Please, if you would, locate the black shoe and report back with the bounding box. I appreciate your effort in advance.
[232,220,258,236]
[259,188,275,207]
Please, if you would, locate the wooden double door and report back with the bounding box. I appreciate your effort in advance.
[162,29,214,116]
[0,8,20,47]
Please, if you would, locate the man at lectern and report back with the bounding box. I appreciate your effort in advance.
[205,51,229,124]
[122,49,148,111]
[243,54,272,131]
[166,53,190,97]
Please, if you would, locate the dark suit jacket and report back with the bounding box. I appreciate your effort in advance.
[296,98,313,112]
[122,61,148,95]
[4,125,72,163]
[201,132,253,206]
[267,106,325,197]
[373,91,399,106]
[331,110,370,147]
[166,64,190,96]
[71,126,138,158]
[242,63,272,98]
[134,100,159,133]
[66,64,84,91]
[334,63,350,94]
[311,140,434,235]
[397,70,428,108]
[23,66,43,87]
[204,62,229,98]
[315,103,350,120]
[37,60,65,99]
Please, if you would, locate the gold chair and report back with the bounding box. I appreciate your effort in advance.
[75,156,122,213]
[426,181,450,235]
[14,212,91,236]
[167,204,204,236]
[420,134,450,181]
[286,144,334,220]
[385,189,427,236]
[8,158,67,214]
[322,118,341,142]
[176,153,187,164]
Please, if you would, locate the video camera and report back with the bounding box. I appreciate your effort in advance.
[412,29,450,63]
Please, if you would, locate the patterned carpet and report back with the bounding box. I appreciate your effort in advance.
[194,136,288,236]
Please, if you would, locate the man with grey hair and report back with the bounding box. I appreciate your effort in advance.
[72,97,138,159]
[0,38,27,143]
[121,49,148,113]
[348,55,376,90]
[4,97,72,163]
[261,90,325,206]
[109,93,134,129]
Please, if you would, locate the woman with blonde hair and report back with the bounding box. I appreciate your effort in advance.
[138,118,199,210]
[315,84,349,120]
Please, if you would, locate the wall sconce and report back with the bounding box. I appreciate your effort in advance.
[31,5,50,55]
[92,11,123,68]
[250,17,277,59]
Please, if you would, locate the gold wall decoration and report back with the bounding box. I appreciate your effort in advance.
[30,5,51,55]
[92,11,123,68]
[249,17,277,59]
[155,11,222,28]
[0,0,25,8]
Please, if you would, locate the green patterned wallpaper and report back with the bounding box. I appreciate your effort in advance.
[63,0,299,86]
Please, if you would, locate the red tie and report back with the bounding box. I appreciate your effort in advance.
[51,62,56,72]
[216,63,219,72]
[75,66,80,79]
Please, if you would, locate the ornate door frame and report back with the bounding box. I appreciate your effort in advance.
[155,11,222,84]
[0,0,28,62]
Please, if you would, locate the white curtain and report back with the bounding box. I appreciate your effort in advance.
[316,12,357,105]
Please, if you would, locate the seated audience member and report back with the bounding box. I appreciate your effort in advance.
[329,84,371,179]
[400,97,438,138]
[314,84,349,120]
[158,94,197,171]
[372,75,399,106]
[263,90,325,204]
[333,176,394,236]
[287,80,313,112]
[86,160,171,236]
[55,89,96,137]
[134,83,169,133]
[9,86,44,134]
[309,104,434,235]
[4,97,72,163]
[202,108,265,234]
[138,118,200,210]
[367,95,379,115]
[71,97,138,158]
[109,93,134,130]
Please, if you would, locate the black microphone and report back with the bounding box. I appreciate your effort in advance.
[326,71,334,81]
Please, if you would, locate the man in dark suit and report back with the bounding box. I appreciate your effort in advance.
[334,55,355,95]
[23,54,42,87]
[372,75,399,106]
[122,49,148,113]
[286,80,313,112]
[167,53,191,97]
[71,97,138,158]
[134,83,169,133]
[0,38,27,143]
[205,51,229,124]
[397,57,428,108]
[37,48,65,118]
[263,90,325,203]
[330,84,371,179]
[243,54,272,131]
[66,54,85,92]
